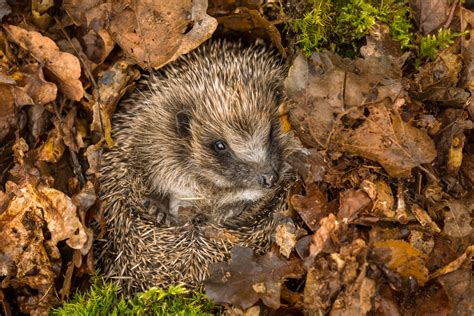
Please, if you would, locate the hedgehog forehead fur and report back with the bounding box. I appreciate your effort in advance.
[128,41,288,194]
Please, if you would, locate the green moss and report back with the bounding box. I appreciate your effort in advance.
[288,0,333,56]
[51,276,218,316]
[288,0,414,56]
[416,28,467,67]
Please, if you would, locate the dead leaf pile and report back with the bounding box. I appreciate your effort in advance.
[204,3,473,315]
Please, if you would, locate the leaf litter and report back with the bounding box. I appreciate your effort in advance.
[0,0,473,315]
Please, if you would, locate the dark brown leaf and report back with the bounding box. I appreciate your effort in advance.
[291,183,329,231]
[205,246,305,310]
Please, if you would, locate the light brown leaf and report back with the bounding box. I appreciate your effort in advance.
[4,24,83,100]
[107,0,217,68]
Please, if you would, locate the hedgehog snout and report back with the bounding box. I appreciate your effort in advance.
[259,169,279,188]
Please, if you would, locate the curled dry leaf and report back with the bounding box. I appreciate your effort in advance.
[106,0,217,68]
[297,213,341,267]
[205,246,305,310]
[0,181,87,313]
[429,245,474,280]
[4,24,83,101]
[360,179,395,218]
[16,64,57,106]
[411,51,468,106]
[216,7,286,57]
[286,50,436,177]
[88,59,140,147]
[274,221,303,258]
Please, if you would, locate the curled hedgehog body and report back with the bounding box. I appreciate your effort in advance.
[96,41,294,294]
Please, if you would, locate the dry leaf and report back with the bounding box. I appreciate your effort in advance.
[286,50,436,177]
[217,7,286,57]
[16,64,57,106]
[37,124,66,163]
[205,246,305,310]
[290,183,329,231]
[107,0,217,68]
[88,59,140,147]
[4,24,83,101]
[372,240,429,286]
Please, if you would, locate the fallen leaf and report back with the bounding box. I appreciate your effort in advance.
[205,246,305,310]
[410,203,441,233]
[298,214,341,267]
[286,50,436,177]
[290,183,329,231]
[4,24,83,100]
[411,51,468,106]
[304,259,342,314]
[410,0,451,35]
[338,189,373,223]
[360,179,395,218]
[106,0,217,68]
[37,124,66,163]
[16,64,57,106]
[371,240,429,286]
[437,267,474,315]
[88,59,140,147]
[216,7,286,57]
[0,0,11,20]
[274,222,301,258]
[439,194,474,239]
[336,99,437,178]
[330,264,376,316]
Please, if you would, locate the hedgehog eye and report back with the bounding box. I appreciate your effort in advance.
[213,140,227,152]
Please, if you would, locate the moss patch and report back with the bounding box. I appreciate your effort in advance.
[51,276,219,316]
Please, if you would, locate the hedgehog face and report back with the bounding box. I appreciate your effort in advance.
[178,107,286,198]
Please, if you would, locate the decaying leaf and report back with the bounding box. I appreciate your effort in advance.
[285,50,436,177]
[0,138,89,313]
[439,194,474,239]
[217,7,286,57]
[205,246,305,310]
[37,124,66,163]
[371,240,429,286]
[411,0,451,35]
[297,214,341,267]
[330,265,376,316]
[87,59,140,147]
[360,179,395,218]
[290,183,329,231]
[337,189,373,223]
[0,0,11,20]
[411,51,468,106]
[304,260,342,314]
[4,24,83,101]
[15,64,57,106]
[106,0,217,68]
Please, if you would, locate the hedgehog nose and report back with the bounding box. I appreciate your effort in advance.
[260,172,278,189]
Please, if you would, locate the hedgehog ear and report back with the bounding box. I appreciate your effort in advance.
[176,111,191,138]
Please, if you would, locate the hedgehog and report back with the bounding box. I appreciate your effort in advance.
[95,41,296,294]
